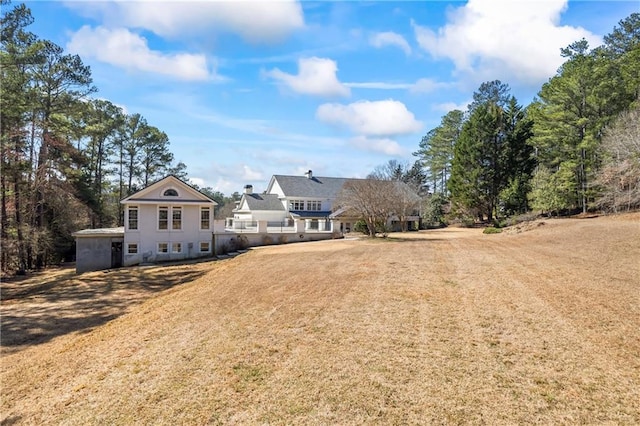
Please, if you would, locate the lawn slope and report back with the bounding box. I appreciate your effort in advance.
[2,214,639,424]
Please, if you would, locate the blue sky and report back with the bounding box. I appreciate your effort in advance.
[24,0,638,194]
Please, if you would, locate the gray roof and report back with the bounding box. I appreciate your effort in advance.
[243,193,285,211]
[273,175,351,199]
[73,227,125,237]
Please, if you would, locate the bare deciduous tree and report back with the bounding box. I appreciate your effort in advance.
[595,102,640,212]
[334,179,420,237]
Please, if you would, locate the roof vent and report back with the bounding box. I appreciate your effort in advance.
[243,184,253,195]
[305,170,313,179]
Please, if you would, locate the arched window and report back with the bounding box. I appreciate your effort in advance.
[163,188,178,196]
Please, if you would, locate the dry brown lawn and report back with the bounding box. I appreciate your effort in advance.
[2,213,639,425]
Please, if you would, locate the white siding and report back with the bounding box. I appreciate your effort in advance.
[269,180,285,198]
[123,203,213,266]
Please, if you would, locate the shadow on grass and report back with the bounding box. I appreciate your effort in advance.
[1,263,210,352]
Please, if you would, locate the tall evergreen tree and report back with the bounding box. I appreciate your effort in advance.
[83,99,124,226]
[116,113,147,197]
[29,39,96,267]
[414,109,464,194]
[603,13,640,102]
[0,0,39,272]
[449,82,533,222]
[468,80,512,112]
[139,126,173,187]
[530,20,638,214]
[500,98,535,214]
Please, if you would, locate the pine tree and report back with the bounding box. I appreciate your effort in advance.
[414,110,463,194]
[449,82,534,222]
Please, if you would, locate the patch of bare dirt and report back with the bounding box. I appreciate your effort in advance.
[2,213,639,424]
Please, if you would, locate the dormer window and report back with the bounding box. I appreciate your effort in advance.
[163,189,178,196]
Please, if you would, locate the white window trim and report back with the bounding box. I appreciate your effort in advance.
[157,205,183,231]
[307,200,322,211]
[172,206,182,231]
[199,241,211,253]
[158,206,169,231]
[200,206,211,230]
[127,243,138,254]
[289,199,304,211]
[157,242,169,253]
[162,187,179,197]
[127,205,139,231]
[171,242,182,253]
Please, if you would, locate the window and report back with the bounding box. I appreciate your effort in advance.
[289,200,304,210]
[159,206,169,230]
[159,206,182,230]
[128,206,138,230]
[158,243,168,253]
[127,243,138,254]
[163,188,178,196]
[200,242,210,253]
[307,200,321,211]
[172,207,182,230]
[171,242,182,253]
[200,207,210,230]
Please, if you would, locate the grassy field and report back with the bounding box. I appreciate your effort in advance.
[2,213,639,424]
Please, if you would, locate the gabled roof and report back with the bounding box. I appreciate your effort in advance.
[270,175,351,199]
[241,193,285,211]
[120,175,217,205]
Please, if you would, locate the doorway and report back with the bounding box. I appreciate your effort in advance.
[111,242,123,268]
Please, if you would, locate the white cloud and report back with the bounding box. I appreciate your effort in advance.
[410,78,449,94]
[344,78,449,93]
[211,177,237,195]
[345,82,412,90]
[189,177,206,188]
[241,165,264,181]
[412,0,602,85]
[67,0,305,44]
[370,31,412,55]
[350,136,405,156]
[316,99,422,137]
[264,57,350,97]
[199,162,265,193]
[67,26,218,81]
[433,100,471,113]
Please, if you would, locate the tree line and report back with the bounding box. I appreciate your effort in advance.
[414,13,639,224]
[0,1,242,274]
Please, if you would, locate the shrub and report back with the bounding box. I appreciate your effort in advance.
[422,193,448,228]
[483,227,502,234]
[277,235,287,245]
[236,235,249,249]
[353,220,368,233]
[261,235,274,245]
[219,243,228,254]
[461,216,476,228]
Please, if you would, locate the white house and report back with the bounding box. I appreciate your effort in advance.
[73,172,420,273]
[120,175,217,266]
[230,170,420,233]
[230,170,355,232]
